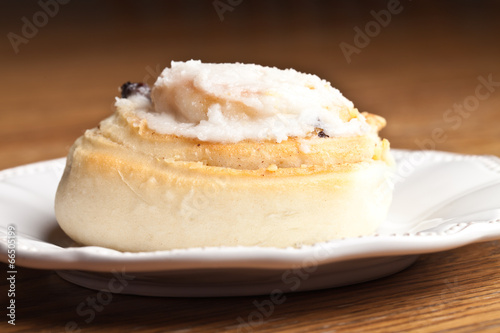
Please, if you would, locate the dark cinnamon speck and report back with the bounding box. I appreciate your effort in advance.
[120,82,151,99]
[318,131,329,138]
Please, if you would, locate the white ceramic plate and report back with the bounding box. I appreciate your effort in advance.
[1,150,500,297]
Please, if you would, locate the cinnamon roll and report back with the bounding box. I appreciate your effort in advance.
[55,60,393,251]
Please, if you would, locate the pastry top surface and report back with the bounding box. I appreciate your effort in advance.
[118,60,373,143]
[79,60,393,173]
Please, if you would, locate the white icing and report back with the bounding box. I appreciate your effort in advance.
[118,60,370,143]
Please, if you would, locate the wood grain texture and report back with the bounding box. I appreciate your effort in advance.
[1,1,500,332]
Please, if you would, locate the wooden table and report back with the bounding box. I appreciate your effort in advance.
[1,1,500,332]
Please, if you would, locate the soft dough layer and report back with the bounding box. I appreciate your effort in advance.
[55,100,394,251]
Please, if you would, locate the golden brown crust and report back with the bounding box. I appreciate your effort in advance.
[363,112,387,132]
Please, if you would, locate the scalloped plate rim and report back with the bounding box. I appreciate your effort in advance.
[0,149,500,273]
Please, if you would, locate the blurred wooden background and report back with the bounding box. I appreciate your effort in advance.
[1,1,500,332]
[1,0,499,170]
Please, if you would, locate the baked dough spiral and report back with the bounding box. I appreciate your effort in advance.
[55,61,394,251]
